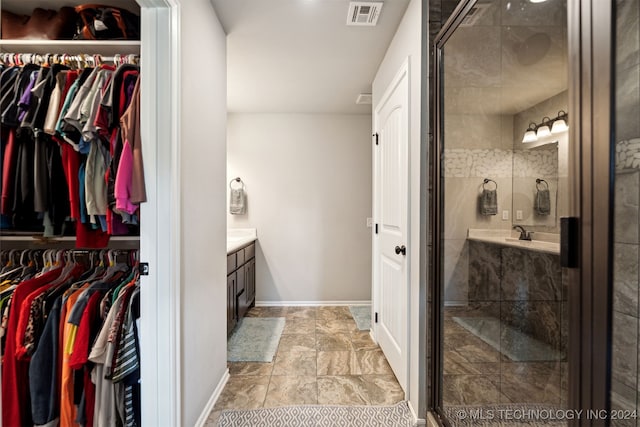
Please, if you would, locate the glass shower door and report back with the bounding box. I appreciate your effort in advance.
[432,0,570,423]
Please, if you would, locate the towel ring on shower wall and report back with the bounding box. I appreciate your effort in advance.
[229,177,245,190]
[483,178,497,190]
[536,178,549,191]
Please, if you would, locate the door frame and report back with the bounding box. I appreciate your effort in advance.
[372,57,411,394]
[567,0,613,421]
[429,0,615,425]
[137,0,182,425]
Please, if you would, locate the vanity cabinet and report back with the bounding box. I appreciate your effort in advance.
[227,242,256,335]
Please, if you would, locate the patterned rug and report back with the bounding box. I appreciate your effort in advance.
[218,401,413,426]
[349,305,371,331]
[227,317,285,362]
[444,405,568,426]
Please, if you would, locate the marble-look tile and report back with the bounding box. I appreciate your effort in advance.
[445,26,502,88]
[614,172,639,244]
[285,307,317,320]
[213,376,270,410]
[272,351,316,376]
[317,376,370,405]
[446,114,508,149]
[611,378,639,427]
[616,64,640,141]
[277,334,316,353]
[351,331,378,351]
[245,307,288,318]
[616,0,640,72]
[316,333,353,351]
[468,241,501,301]
[500,362,562,405]
[263,376,317,407]
[442,375,503,405]
[282,319,316,335]
[317,306,353,320]
[444,239,469,302]
[355,350,394,375]
[501,247,562,301]
[445,332,501,363]
[444,350,500,375]
[613,243,640,317]
[317,351,361,376]
[560,301,568,360]
[204,410,221,427]
[315,319,358,335]
[612,311,639,390]
[228,361,274,376]
[501,301,562,351]
[560,361,568,408]
[445,302,500,319]
[360,375,405,405]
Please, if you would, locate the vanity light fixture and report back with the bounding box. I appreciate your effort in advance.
[521,110,569,143]
[522,123,538,143]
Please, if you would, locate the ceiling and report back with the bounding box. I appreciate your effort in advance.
[210,0,411,114]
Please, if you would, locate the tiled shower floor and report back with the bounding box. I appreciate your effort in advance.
[443,307,567,407]
[204,306,404,425]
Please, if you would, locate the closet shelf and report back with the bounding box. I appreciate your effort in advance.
[0,235,140,250]
[0,39,140,55]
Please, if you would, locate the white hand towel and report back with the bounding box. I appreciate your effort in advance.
[230,188,246,215]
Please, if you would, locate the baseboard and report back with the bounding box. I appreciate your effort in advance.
[194,368,230,427]
[408,401,426,426]
[255,300,371,307]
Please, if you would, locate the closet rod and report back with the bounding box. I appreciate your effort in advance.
[0,53,139,66]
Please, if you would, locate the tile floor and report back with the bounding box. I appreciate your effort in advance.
[204,306,404,426]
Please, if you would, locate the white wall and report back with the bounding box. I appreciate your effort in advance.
[227,113,372,303]
[372,0,423,417]
[179,1,228,425]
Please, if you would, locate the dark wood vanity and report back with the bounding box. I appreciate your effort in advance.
[227,242,256,335]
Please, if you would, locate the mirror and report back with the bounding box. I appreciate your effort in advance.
[511,90,569,232]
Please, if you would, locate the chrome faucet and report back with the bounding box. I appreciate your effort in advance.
[513,225,532,241]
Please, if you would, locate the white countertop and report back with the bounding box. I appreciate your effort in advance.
[467,228,560,255]
[227,228,257,254]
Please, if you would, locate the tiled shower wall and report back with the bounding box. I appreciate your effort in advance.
[612,0,640,423]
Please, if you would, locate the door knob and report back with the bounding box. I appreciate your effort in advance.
[395,245,406,255]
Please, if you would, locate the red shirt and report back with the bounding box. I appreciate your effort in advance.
[2,268,63,427]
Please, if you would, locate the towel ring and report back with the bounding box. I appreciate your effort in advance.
[229,177,245,190]
[535,178,549,191]
[483,178,497,191]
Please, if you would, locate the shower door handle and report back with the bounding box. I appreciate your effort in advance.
[395,245,406,256]
[560,217,579,268]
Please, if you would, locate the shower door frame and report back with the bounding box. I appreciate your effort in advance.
[429,0,615,425]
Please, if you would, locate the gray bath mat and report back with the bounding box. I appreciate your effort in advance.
[227,317,285,362]
[218,401,413,427]
[349,305,371,331]
[444,405,567,426]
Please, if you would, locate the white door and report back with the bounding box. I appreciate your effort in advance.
[373,59,409,392]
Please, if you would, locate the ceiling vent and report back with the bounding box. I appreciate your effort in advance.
[459,1,492,27]
[347,2,383,26]
[356,93,373,105]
